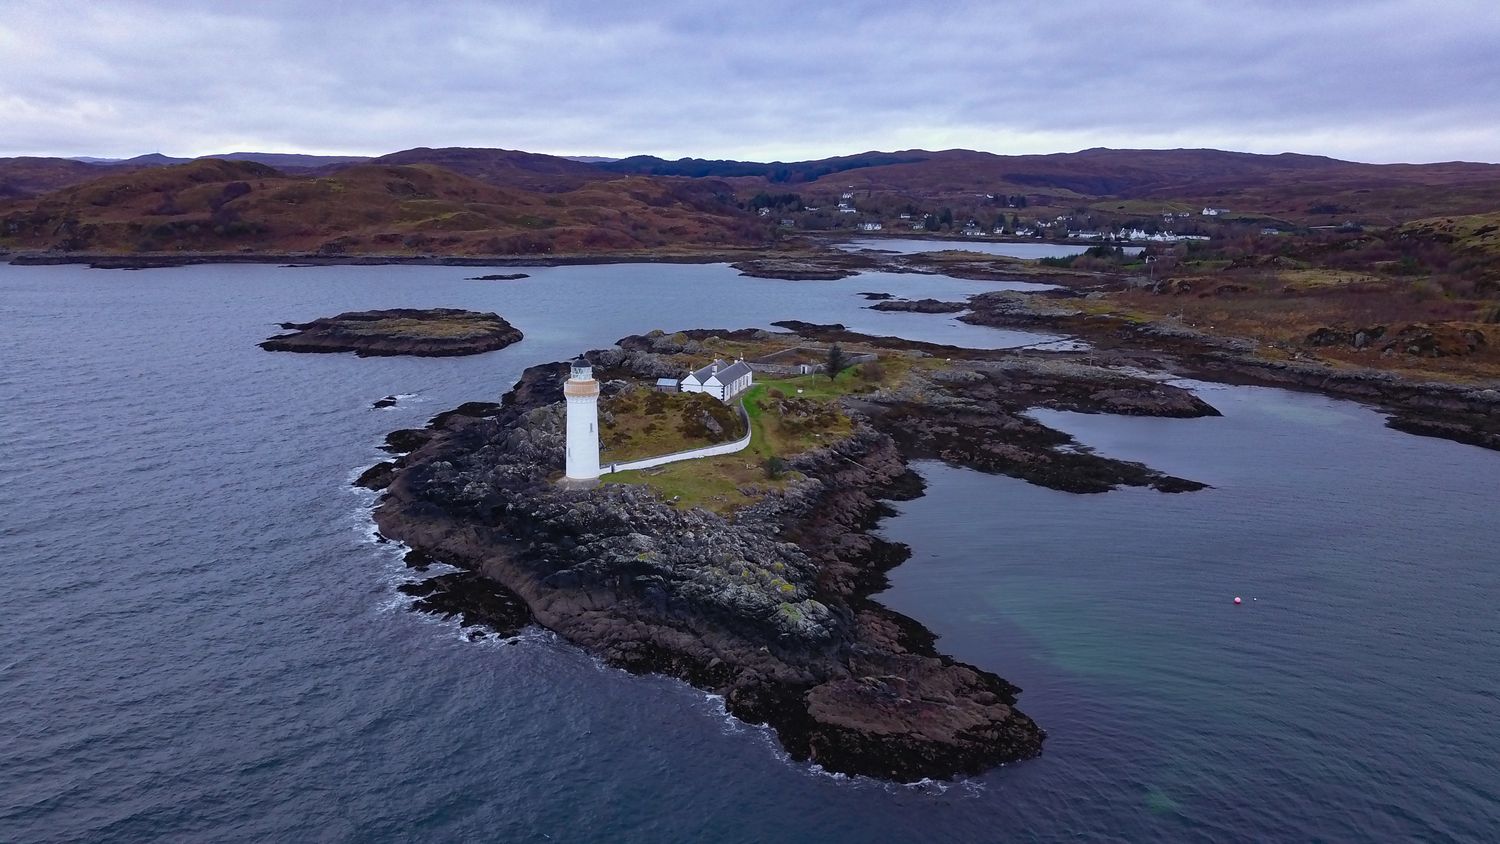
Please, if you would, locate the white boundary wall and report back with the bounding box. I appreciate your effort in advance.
[601,402,752,475]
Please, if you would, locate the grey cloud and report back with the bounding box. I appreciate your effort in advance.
[0,0,1495,162]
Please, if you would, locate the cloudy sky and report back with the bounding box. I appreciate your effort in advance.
[2,0,1496,163]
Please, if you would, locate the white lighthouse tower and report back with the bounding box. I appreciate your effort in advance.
[564,357,601,482]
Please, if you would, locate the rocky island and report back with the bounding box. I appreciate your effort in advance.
[868,298,968,314]
[260,308,523,357]
[360,327,1218,781]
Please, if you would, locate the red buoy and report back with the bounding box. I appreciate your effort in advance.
[1233,596,1242,605]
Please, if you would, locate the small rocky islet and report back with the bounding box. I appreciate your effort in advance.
[360,325,1220,781]
[867,297,968,313]
[260,308,523,357]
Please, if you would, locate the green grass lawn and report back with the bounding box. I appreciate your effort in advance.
[606,453,798,515]
[605,372,860,513]
[603,353,939,513]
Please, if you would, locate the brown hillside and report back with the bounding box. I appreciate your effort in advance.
[368,147,618,192]
[0,159,767,255]
[0,157,119,199]
[799,148,1500,223]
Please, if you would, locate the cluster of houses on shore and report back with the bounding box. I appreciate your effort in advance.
[775,188,1237,242]
[654,359,755,402]
[1069,228,1211,243]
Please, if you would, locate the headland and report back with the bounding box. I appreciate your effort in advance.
[360,326,1219,780]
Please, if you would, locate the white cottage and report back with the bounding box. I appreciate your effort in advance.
[680,359,754,401]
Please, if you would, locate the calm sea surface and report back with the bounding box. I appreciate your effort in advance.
[2,262,1497,842]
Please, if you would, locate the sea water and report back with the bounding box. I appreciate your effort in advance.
[1,262,1496,842]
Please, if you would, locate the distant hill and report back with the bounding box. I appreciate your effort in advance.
[368,147,616,192]
[70,152,371,169]
[785,148,1500,222]
[202,152,372,169]
[0,157,114,199]
[588,147,1500,222]
[0,158,767,255]
[600,151,931,183]
[7,145,1498,249]
[1,152,373,199]
[119,153,193,166]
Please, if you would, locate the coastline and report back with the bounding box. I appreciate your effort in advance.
[953,291,1500,452]
[2,247,770,270]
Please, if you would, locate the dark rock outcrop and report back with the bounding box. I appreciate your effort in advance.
[467,273,530,280]
[869,298,967,314]
[1381,323,1487,357]
[849,359,1215,493]
[1306,325,1388,348]
[260,308,523,357]
[730,256,867,280]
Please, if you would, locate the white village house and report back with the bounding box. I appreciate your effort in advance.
[679,359,754,401]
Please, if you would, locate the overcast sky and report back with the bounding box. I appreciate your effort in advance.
[2,0,1496,163]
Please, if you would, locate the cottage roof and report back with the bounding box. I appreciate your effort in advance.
[655,377,678,386]
[686,359,727,383]
[715,361,753,383]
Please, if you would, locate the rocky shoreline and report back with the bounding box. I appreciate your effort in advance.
[956,291,1500,452]
[260,308,523,357]
[360,332,1218,781]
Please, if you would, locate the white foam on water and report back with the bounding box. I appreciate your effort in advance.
[372,392,426,411]
[456,625,548,649]
[346,474,546,645]
[344,461,382,490]
[692,691,754,736]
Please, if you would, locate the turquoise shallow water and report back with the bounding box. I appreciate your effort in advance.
[2,263,1497,842]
